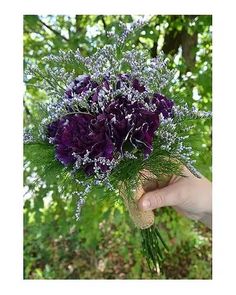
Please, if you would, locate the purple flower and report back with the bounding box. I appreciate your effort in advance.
[64,75,99,99]
[47,74,174,176]
[47,113,115,175]
[105,96,159,158]
[132,78,146,93]
[152,93,174,118]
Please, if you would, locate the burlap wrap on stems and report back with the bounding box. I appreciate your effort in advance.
[120,171,171,230]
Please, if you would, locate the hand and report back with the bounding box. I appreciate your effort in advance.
[138,166,212,228]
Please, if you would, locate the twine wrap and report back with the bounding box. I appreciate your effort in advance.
[124,197,155,230]
[121,171,171,229]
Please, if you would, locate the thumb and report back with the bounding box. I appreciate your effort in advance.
[138,182,181,211]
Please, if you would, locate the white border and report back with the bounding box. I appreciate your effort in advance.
[1,0,236,294]
[21,0,214,15]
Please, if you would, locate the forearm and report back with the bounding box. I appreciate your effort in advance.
[199,212,212,229]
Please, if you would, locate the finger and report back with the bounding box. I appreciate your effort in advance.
[138,182,181,211]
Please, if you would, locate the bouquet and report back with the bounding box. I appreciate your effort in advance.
[24,17,211,273]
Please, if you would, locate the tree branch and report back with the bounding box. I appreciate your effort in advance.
[101,16,107,31]
[38,18,69,42]
[24,99,31,116]
[151,41,158,58]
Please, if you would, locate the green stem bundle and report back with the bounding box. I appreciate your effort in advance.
[140,225,168,274]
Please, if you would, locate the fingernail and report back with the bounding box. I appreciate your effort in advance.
[142,199,151,210]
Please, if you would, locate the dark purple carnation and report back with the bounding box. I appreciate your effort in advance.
[64,75,99,99]
[104,96,159,157]
[47,113,115,175]
[64,74,111,104]
[47,74,174,176]
[132,78,146,93]
[152,93,174,118]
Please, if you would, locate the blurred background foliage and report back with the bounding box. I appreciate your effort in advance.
[23,15,212,279]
